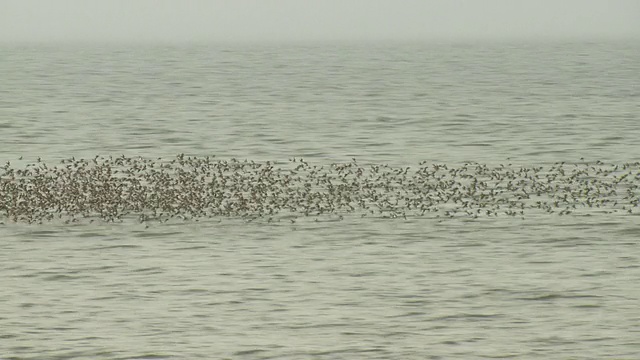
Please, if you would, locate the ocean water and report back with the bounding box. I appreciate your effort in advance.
[1,40,640,359]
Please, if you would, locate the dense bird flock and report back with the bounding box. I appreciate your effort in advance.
[1,155,639,224]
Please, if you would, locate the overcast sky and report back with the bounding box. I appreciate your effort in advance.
[1,0,639,43]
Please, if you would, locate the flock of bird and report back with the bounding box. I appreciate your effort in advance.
[1,154,639,224]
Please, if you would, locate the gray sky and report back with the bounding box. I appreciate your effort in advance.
[1,0,639,43]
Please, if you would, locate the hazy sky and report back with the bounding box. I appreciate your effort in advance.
[1,0,639,43]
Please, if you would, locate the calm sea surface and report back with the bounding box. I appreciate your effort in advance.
[1,41,640,359]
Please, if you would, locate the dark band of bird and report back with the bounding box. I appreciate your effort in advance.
[1,155,639,224]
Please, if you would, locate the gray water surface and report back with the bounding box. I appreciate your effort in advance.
[1,41,640,359]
